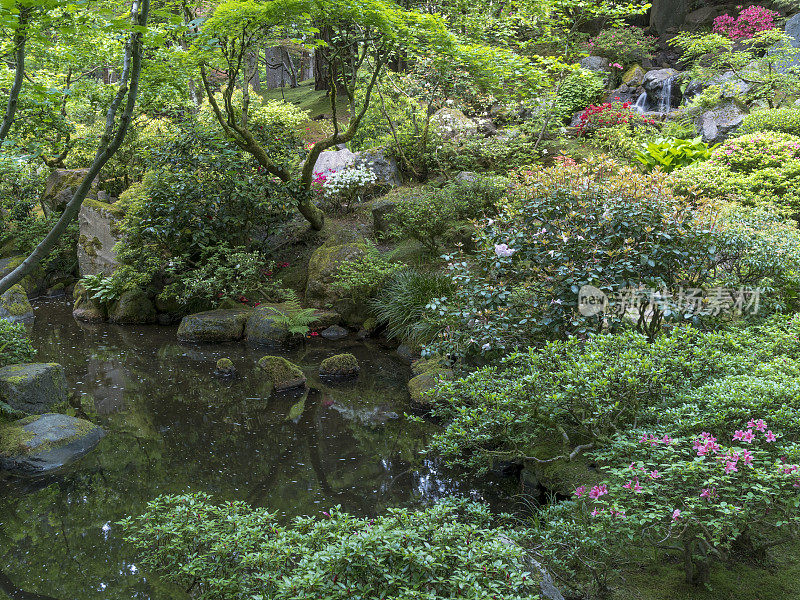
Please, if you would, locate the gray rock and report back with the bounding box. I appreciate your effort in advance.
[77,200,123,277]
[306,242,367,308]
[245,305,291,346]
[683,6,722,29]
[40,168,98,217]
[177,308,252,343]
[430,107,478,139]
[695,100,746,144]
[684,71,752,103]
[321,325,348,341]
[579,56,612,74]
[354,148,401,187]
[312,148,357,176]
[214,357,237,377]
[372,196,399,236]
[622,65,645,87]
[257,355,306,391]
[454,171,478,182]
[650,0,690,35]
[0,284,33,324]
[72,281,106,323]
[396,343,418,364]
[108,288,156,324]
[780,13,800,72]
[0,363,68,415]
[0,413,105,475]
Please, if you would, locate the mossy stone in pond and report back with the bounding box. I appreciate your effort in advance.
[257,355,306,391]
[72,281,107,323]
[0,283,33,324]
[319,353,360,380]
[407,367,452,411]
[0,413,105,475]
[215,358,237,377]
[177,308,252,343]
[411,355,447,377]
[0,363,69,415]
[245,305,291,346]
[109,288,156,324]
[305,242,367,308]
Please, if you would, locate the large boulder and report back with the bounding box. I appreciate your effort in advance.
[0,363,69,415]
[257,355,306,391]
[650,0,690,35]
[683,6,723,30]
[0,413,105,475]
[372,196,399,236]
[305,242,367,309]
[694,100,746,144]
[430,107,478,140]
[319,353,360,380]
[108,288,156,324]
[312,147,357,176]
[77,199,123,277]
[684,71,752,104]
[177,308,252,343]
[245,304,291,346]
[354,148,402,187]
[621,65,645,88]
[321,325,348,341]
[781,13,800,73]
[40,168,99,217]
[407,366,452,411]
[643,68,682,110]
[0,255,46,297]
[0,284,33,324]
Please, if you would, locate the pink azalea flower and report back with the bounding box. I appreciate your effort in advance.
[724,460,738,474]
[754,419,767,432]
[741,429,755,444]
[574,485,587,498]
[672,509,681,521]
[741,449,754,467]
[765,430,777,442]
[700,488,714,500]
[733,430,745,442]
[589,484,608,500]
[649,470,662,479]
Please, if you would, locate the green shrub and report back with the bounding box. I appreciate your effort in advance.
[331,243,401,303]
[635,137,716,173]
[438,124,543,173]
[121,493,538,600]
[738,107,800,137]
[588,25,657,66]
[671,131,800,217]
[553,69,606,123]
[0,320,35,368]
[369,269,455,344]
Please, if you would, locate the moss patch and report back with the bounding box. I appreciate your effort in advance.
[0,421,35,456]
[257,355,306,391]
[407,367,452,410]
[319,353,360,379]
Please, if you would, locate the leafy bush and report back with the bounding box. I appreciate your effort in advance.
[369,269,455,344]
[553,69,606,123]
[737,107,800,137]
[316,165,378,213]
[331,243,401,303]
[121,494,539,600]
[438,123,544,174]
[587,25,657,66]
[388,175,506,251]
[635,137,717,173]
[0,320,35,368]
[671,132,800,217]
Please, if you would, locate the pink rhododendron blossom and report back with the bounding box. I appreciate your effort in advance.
[765,430,777,442]
[574,485,587,498]
[741,449,754,467]
[589,484,608,500]
[494,243,516,258]
[672,509,681,521]
[741,429,755,443]
[649,470,662,480]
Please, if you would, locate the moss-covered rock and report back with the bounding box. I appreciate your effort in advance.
[0,363,69,415]
[411,355,447,377]
[77,199,123,277]
[109,288,156,324]
[40,168,99,216]
[305,242,367,308]
[0,284,33,324]
[319,353,360,380]
[72,281,107,323]
[257,355,306,391]
[0,255,46,297]
[177,308,252,343]
[214,358,237,377]
[245,305,291,346]
[0,413,105,475]
[320,324,348,340]
[407,366,452,411]
[522,442,606,497]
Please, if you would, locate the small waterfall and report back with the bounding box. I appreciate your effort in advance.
[657,76,674,114]
[633,92,648,114]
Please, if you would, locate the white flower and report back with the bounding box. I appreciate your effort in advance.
[494,243,516,258]
[482,343,491,351]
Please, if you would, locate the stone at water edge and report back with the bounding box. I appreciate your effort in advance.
[177,308,252,343]
[320,325,348,341]
[0,413,105,475]
[257,355,307,392]
[319,353,360,380]
[407,367,453,411]
[108,288,156,324]
[214,358,237,377]
[245,305,291,347]
[0,363,69,415]
[72,281,106,323]
[642,68,682,108]
[0,284,33,324]
[77,199,123,277]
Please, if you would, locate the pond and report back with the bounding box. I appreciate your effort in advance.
[0,299,513,599]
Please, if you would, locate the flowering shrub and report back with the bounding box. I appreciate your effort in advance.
[738,107,800,137]
[713,5,778,41]
[671,132,800,217]
[121,494,539,600]
[316,165,378,212]
[582,420,800,584]
[576,100,656,137]
[587,25,657,66]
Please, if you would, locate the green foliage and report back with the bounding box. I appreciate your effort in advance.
[121,493,538,600]
[369,269,454,344]
[587,25,657,67]
[438,123,545,174]
[552,69,605,123]
[331,243,400,303]
[0,320,35,368]
[671,132,800,217]
[259,291,318,336]
[388,175,506,251]
[738,107,800,137]
[635,137,717,173]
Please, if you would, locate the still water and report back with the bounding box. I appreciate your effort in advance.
[0,299,510,599]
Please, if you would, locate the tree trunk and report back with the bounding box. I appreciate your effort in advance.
[0,0,151,295]
[299,51,313,82]
[264,46,287,89]
[248,50,262,93]
[282,47,298,88]
[0,4,31,144]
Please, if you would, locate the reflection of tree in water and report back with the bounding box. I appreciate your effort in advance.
[0,569,60,600]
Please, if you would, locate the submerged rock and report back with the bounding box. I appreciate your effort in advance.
[320,325,348,341]
[72,281,106,323]
[0,284,33,324]
[214,358,237,377]
[177,308,251,343]
[109,288,156,324]
[0,363,68,415]
[319,353,360,380]
[257,355,307,392]
[0,413,105,475]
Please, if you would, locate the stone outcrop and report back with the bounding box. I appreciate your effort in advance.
[257,355,306,391]
[177,308,252,343]
[694,100,746,144]
[108,288,156,324]
[40,168,99,217]
[319,353,360,380]
[0,363,68,415]
[77,199,123,277]
[0,284,33,324]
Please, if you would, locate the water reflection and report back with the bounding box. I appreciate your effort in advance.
[0,300,512,599]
